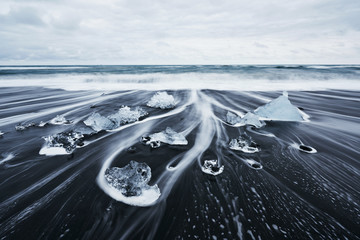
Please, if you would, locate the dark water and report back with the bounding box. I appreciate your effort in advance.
[0,65,359,240]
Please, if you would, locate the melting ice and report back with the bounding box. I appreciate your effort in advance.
[141,127,188,148]
[147,91,176,109]
[229,136,259,153]
[104,161,161,206]
[226,111,265,128]
[39,131,84,156]
[15,122,36,131]
[254,92,306,121]
[84,106,148,131]
[50,115,71,125]
[201,159,224,176]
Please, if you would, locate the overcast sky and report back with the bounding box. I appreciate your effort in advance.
[0,0,359,64]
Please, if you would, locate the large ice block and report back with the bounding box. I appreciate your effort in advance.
[254,92,305,121]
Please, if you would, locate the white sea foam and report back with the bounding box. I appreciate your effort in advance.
[0,153,15,164]
[1,72,360,91]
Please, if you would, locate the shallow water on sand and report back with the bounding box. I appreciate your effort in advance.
[0,83,359,239]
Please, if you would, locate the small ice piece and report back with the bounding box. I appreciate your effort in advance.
[109,106,148,126]
[15,124,26,131]
[50,115,71,125]
[226,111,265,128]
[299,144,317,153]
[147,91,176,109]
[38,121,48,127]
[141,136,161,149]
[15,122,36,131]
[84,112,116,131]
[104,161,161,206]
[254,92,305,121]
[239,112,265,128]
[226,111,242,125]
[245,159,263,169]
[149,127,188,145]
[201,159,224,176]
[84,107,148,131]
[229,136,259,153]
[39,131,84,156]
[0,131,4,136]
[141,127,188,148]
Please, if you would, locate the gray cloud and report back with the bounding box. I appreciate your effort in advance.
[0,0,359,64]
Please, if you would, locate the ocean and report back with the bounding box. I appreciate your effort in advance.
[0,65,359,239]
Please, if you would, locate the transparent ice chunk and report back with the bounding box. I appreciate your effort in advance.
[104,161,161,206]
[38,121,48,127]
[229,136,259,153]
[109,106,148,126]
[254,92,305,121]
[239,112,265,128]
[226,111,242,125]
[147,91,176,109]
[226,111,265,128]
[201,159,224,176]
[50,115,71,125]
[84,112,116,131]
[15,122,36,131]
[84,106,148,131]
[149,127,188,145]
[39,131,84,156]
[141,127,188,148]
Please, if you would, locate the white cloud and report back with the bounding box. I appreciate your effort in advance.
[0,0,359,64]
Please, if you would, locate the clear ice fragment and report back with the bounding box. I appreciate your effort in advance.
[38,121,48,127]
[254,93,305,121]
[226,111,265,128]
[109,106,148,126]
[15,122,36,131]
[84,112,116,131]
[239,112,265,128]
[104,161,160,198]
[226,111,242,125]
[229,136,259,153]
[84,106,148,131]
[50,115,71,125]
[147,91,176,109]
[149,127,188,145]
[39,131,84,156]
[201,159,224,176]
[141,127,188,148]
